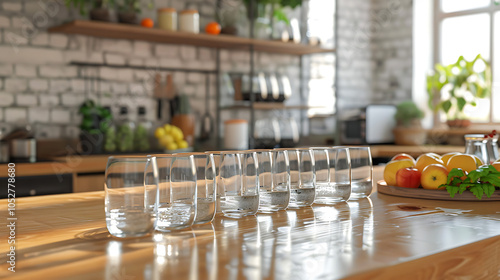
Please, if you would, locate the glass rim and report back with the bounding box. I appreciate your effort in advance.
[107,155,153,161]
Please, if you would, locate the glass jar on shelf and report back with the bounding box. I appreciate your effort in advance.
[115,106,135,152]
[135,106,153,152]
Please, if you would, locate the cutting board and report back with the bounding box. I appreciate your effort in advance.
[377,180,500,201]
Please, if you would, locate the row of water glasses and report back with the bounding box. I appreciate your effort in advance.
[104,153,217,238]
[103,147,373,237]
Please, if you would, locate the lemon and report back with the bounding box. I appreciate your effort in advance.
[171,127,184,141]
[164,124,172,134]
[166,142,178,151]
[177,140,188,149]
[159,135,174,147]
[154,127,166,139]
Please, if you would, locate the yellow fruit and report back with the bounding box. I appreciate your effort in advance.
[177,140,188,149]
[163,124,173,134]
[441,152,460,166]
[471,155,484,167]
[427,153,442,159]
[159,134,174,147]
[415,154,444,173]
[492,162,500,172]
[171,127,184,141]
[154,127,166,139]
[166,142,178,151]
[383,159,415,186]
[446,154,477,173]
[421,164,449,190]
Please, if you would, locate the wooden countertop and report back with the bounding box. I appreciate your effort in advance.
[0,145,466,177]
[1,167,499,279]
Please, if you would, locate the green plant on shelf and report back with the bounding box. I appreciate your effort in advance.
[65,0,114,15]
[243,0,302,25]
[394,100,424,127]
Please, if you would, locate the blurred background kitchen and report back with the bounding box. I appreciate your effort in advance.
[0,0,498,196]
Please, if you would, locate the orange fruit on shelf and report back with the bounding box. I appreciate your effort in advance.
[446,154,477,173]
[383,159,415,186]
[141,18,154,28]
[421,164,449,190]
[441,152,460,166]
[415,153,444,173]
[205,22,221,35]
[390,153,415,164]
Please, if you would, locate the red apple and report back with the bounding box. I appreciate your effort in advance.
[396,167,421,188]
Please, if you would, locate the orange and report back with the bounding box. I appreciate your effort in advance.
[446,154,477,173]
[421,164,449,190]
[492,162,500,172]
[415,154,444,173]
[205,22,221,35]
[383,159,415,186]
[441,152,460,166]
[390,153,415,164]
[141,18,154,28]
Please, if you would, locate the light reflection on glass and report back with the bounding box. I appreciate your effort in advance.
[153,231,196,280]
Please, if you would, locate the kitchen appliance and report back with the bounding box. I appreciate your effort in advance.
[3,126,37,163]
[231,72,292,103]
[340,105,397,145]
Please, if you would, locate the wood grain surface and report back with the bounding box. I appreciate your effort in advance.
[377,180,500,201]
[0,167,499,279]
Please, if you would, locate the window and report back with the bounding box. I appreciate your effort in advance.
[435,1,500,123]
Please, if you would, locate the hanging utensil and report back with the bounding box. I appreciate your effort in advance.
[200,74,213,141]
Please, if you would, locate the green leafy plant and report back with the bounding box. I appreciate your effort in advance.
[395,100,424,127]
[439,165,500,200]
[427,54,491,121]
[65,0,114,15]
[78,99,112,135]
[243,0,302,25]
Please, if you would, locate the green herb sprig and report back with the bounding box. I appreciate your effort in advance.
[439,165,500,200]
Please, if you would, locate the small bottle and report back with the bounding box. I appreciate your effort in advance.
[135,106,152,152]
[158,8,177,31]
[115,106,135,152]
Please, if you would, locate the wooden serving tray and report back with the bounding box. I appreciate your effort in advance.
[377,180,500,201]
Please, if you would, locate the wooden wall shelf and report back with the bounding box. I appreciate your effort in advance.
[48,20,335,55]
[220,102,327,110]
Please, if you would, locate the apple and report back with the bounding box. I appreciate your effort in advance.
[421,164,449,190]
[383,159,415,186]
[396,168,421,188]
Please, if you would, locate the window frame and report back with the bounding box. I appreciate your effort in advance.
[433,0,500,124]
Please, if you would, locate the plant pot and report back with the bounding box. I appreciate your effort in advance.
[446,119,471,129]
[117,11,137,24]
[393,127,427,146]
[89,8,110,21]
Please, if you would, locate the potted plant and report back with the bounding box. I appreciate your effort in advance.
[427,55,491,128]
[393,101,427,146]
[242,0,302,39]
[116,0,140,24]
[78,100,113,155]
[65,0,114,22]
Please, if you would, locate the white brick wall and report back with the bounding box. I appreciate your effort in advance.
[2,2,23,12]
[5,108,27,123]
[5,78,27,91]
[15,64,37,77]
[0,92,14,106]
[50,109,71,124]
[16,93,38,106]
[28,107,49,123]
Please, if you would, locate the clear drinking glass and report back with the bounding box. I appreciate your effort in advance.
[190,153,216,224]
[286,148,315,208]
[155,155,197,231]
[219,151,259,218]
[310,148,330,203]
[348,147,373,199]
[105,156,157,238]
[314,147,351,204]
[255,149,290,212]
